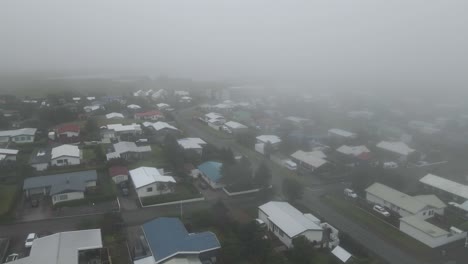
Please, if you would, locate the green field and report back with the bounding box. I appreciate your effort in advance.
[129,144,168,169]
[0,185,18,215]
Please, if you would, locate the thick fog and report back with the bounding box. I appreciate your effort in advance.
[1,0,468,91]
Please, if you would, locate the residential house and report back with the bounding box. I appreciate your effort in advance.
[223,121,248,134]
[133,90,145,97]
[8,229,108,264]
[106,141,151,161]
[419,174,468,202]
[134,217,220,264]
[72,97,81,102]
[156,103,170,110]
[101,123,142,141]
[258,201,339,248]
[336,145,371,162]
[399,215,466,248]
[87,96,96,101]
[134,110,164,121]
[83,105,101,113]
[108,166,129,184]
[376,141,415,162]
[106,112,125,119]
[174,90,190,97]
[0,148,18,162]
[198,161,224,189]
[179,96,192,103]
[29,148,52,171]
[143,121,180,142]
[328,129,356,140]
[365,183,445,218]
[151,89,168,100]
[204,112,226,125]
[285,116,311,127]
[290,150,328,175]
[0,128,37,143]
[56,124,81,143]
[127,104,142,110]
[50,144,81,167]
[129,167,176,199]
[256,135,282,148]
[23,170,97,205]
[177,138,207,155]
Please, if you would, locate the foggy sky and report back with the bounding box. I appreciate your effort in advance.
[1,0,468,91]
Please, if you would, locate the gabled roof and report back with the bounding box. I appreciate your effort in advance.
[23,170,97,195]
[105,112,124,119]
[106,141,151,160]
[400,215,449,238]
[204,112,224,120]
[57,124,80,134]
[256,135,281,145]
[291,150,327,169]
[109,166,129,177]
[413,195,446,209]
[328,129,355,138]
[15,229,102,264]
[224,121,247,129]
[365,183,429,214]
[143,121,178,131]
[376,141,415,156]
[259,201,323,238]
[419,174,468,200]
[129,167,176,189]
[197,161,222,182]
[142,218,220,264]
[127,104,142,109]
[105,123,142,133]
[177,138,206,150]
[0,128,37,138]
[336,145,370,157]
[0,148,19,155]
[135,110,164,118]
[51,144,80,160]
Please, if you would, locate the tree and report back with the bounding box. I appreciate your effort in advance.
[254,162,272,188]
[201,143,220,162]
[83,118,100,141]
[221,156,253,186]
[0,114,10,130]
[282,178,304,202]
[163,134,184,168]
[287,236,316,264]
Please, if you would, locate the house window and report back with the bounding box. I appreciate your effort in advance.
[59,194,68,201]
[147,187,153,192]
[279,229,285,237]
[423,212,426,216]
[57,160,63,164]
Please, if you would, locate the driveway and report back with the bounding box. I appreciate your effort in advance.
[17,196,54,222]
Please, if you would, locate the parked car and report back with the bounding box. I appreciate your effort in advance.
[25,233,37,248]
[119,182,129,196]
[383,162,398,169]
[373,205,391,217]
[4,253,19,263]
[284,160,297,171]
[344,188,357,198]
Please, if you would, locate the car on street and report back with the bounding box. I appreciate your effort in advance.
[373,205,391,217]
[119,182,129,196]
[24,233,37,248]
[4,253,19,263]
[344,188,358,198]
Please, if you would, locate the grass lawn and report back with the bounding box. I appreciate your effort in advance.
[141,183,202,206]
[82,148,97,161]
[129,144,168,169]
[322,195,432,259]
[0,185,18,215]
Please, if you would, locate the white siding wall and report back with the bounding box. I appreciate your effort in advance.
[136,182,174,198]
[51,156,80,167]
[301,230,323,244]
[59,131,79,138]
[32,163,49,171]
[52,191,85,205]
[400,221,466,248]
[366,193,435,219]
[12,135,34,143]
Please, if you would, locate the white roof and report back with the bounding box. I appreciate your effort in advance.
[152,89,167,99]
[205,112,224,120]
[331,246,352,263]
[0,148,19,155]
[259,201,322,238]
[51,144,80,159]
[143,121,179,131]
[328,129,355,138]
[157,103,170,108]
[413,195,446,209]
[178,138,206,150]
[105,112,124,119]
[106,141,151,160]
[0,128,37,138]
[376,141,415,156]
[400,215,449,237]
[285,116,309,123]
[420,174,468,200]
[336,145,370,156]
[10,229,102,264]
[86,97,96,100]
[129,167,176,189]
[106,123,142,133]
[256,135,281,145]
[83,105,100,111]
[175,90,189,96]
[291,150,327,169]
[72,97,81,100]
[224,121,247,129]
[127,104,142,109]
[365,183,429,214]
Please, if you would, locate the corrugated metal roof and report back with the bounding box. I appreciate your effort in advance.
[23,170,97,195]
[328,129,355,138]
[413,195,446,209]
[419,174,468,200]
[0,128,37,137]
[224,121,247,129]
[256,135,281,145]
[376,141,415,156]
[142,218,220,264]
[51,144,80,159]
[400,215,449,237]
[259,201,323,238]
[366,183,428,214]
[291,150,327,169]
[129,167,175,189]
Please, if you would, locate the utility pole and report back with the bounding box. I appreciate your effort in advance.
[180,202,183,219]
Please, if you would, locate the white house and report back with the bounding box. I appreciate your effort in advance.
[365,183,445,218]
[156,103,170,110]
[376,141,415,161]
[328,129,356,139]
[105,112,125,119]
[256,135,282,148]
[129,167,176,199]
[223,121,248,134]
[0,128,37,143]
[290,150,327,174]
[258,201,324,248]
[179,96,192,103]
[336,145,371,161]
[152,89,168,100]
[177,138,207,154]
[285,116,310,126]
[204,112,226,125]
[399,215,466,248]
[83,105,101,113]
[0,148,19,162]
[106,141,151,161]
[50,144,81,167]
[127,104,142,110]
[102,123,142,140]
[419,174,468,202]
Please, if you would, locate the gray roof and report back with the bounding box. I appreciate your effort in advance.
[0,128,37,137]
[23,170,97,195]
[366,183,429,214]
[29,148,52,164]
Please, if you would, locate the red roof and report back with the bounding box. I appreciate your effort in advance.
[135,110,163,118]
[109,166,129,177]
[57,124,81,134]
[357,151,371,161]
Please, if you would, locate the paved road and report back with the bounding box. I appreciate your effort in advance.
[173,108,425,264]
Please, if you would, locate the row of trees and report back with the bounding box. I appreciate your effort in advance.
[221,157,272,189]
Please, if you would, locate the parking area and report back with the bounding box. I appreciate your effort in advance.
[16,196,54,222]
[117,182,140,211]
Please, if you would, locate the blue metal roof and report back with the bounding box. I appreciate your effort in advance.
[142,218,220,263]
[197,161,222,183]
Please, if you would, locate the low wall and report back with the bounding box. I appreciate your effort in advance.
[223,187,261,196]
[140,196,205,208]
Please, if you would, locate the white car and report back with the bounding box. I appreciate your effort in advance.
[4,253,19,263]
[383,162,398,169]
[25,233,37,248]
[373,205,391,217]
[344,188,357,198]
